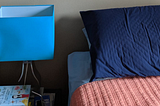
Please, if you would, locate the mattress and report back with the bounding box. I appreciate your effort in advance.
[70,76,160,106]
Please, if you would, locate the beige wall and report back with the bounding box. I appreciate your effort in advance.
[0,0,160,105]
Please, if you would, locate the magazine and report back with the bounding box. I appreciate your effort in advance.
[0,85,31,106]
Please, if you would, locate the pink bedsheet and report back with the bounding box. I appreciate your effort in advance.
[70,76,160,106]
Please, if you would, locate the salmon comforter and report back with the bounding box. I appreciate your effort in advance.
[70,76,160,106]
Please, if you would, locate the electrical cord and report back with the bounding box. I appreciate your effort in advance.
[32,91,45,106]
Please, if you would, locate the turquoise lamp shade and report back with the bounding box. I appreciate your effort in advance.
[0,5,54,61]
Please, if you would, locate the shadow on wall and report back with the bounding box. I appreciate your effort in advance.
[51,16,89,105]
[53,16,89,88]
[55,16,89,55]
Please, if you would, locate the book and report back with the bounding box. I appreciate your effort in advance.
[43,93,55,106]
[34,93,55,106]
[0,85,31,106]
[34,95,50,106]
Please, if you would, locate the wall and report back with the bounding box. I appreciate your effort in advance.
[0,0,160,105]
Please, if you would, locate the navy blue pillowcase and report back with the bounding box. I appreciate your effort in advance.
[80,5,160,81]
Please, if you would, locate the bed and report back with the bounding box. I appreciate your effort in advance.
[68,5,160,106]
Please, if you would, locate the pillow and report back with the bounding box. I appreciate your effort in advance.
[80,5,160,81]
[82,28,91,48]
[68,52,92,106]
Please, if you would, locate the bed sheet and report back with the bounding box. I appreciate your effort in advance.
[68,52,93,106]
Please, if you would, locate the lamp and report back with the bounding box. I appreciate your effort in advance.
[0,5,55,86]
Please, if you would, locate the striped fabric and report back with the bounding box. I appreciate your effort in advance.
[70,76,160,106]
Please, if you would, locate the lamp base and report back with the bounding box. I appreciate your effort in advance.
[18,61,40,87]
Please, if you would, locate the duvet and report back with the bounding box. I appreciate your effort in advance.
[70,76,160,106]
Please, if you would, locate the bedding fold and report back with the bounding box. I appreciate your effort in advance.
[70,76,160,106]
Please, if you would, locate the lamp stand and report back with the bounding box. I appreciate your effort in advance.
[18,61,45,105]
[18,61,40,87]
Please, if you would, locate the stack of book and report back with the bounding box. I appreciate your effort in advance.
[34,93,55,106]
[29,87,56,106]
[0,85,56,106]
[0,85,31,106]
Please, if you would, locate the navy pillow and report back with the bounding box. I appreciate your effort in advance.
[80,5,160,81]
